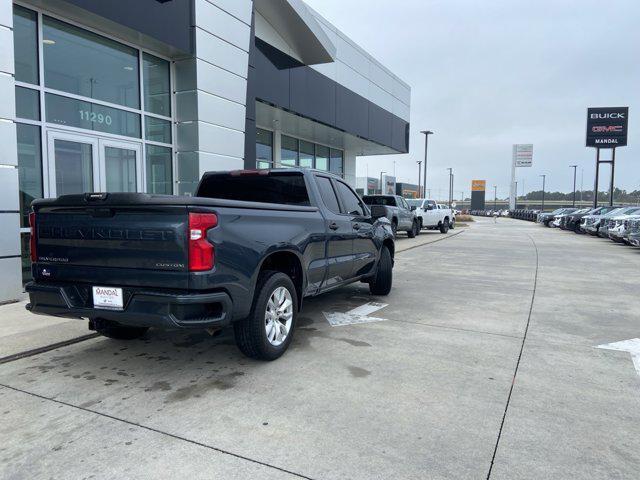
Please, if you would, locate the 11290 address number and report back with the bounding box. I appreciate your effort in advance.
[79,110,113,126]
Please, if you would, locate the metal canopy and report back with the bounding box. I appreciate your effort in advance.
[253,0,336,65]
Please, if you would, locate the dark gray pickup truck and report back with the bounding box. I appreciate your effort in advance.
[26,169,395,360]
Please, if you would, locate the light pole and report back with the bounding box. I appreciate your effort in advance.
[570,165,578,207]
[379,171,386,195]
[416,161,422,198]
[515,181,518,209]
[420,130,434,197]
[493,185,497,210]
[540,174,546,211]
[447,168,453,207]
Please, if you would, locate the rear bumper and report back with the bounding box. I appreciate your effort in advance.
[25,282,233,329]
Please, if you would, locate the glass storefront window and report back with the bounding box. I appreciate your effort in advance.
[299,140,314,168]
[281,135,298,167]
[145,116,172,144]
[17,124,42,228]
[315,145,329,171]
[146,145,173,194]
[330,149,344,175]
[43,16,140,108]
[15,87,40,121]
[14,6,39,85]
[256,128,273,169]
[46,93,141,139]
[143,53,171,116]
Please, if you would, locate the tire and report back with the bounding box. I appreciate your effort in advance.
[391,220,398,237]
[439,218,450,234]
[418,218,423,230]
[407,220,418,238]
[369,246,393,296]
[93,320,148,340]
[234,271,298,361]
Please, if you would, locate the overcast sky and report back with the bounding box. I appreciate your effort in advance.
[304,0,640,200]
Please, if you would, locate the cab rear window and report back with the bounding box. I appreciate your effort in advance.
[362,196,396,206]
[196,172,310,206]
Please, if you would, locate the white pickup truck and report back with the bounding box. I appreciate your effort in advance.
[406,199,455,233]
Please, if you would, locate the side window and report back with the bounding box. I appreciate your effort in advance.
[316,176,340,214]
[335,181,365,216]
[401,198,409,210]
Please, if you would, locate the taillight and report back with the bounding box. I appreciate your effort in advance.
[188,213,217,272]
[29,212,37,263]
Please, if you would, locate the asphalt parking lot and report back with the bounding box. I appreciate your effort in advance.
[1,218,638,480]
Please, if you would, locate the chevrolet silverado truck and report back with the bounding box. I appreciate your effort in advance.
[25,169,395,361]
[406,199,455,233]
[361,194,420,238]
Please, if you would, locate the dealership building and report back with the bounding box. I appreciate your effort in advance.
[0,0,411,302]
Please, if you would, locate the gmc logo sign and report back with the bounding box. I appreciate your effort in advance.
[592,125,623,133]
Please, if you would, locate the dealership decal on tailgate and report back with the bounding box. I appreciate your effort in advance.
[92,286,124,310]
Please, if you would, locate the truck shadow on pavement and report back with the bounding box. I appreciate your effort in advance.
[10,284,381,406]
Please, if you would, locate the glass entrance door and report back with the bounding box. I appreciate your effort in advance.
[46,131,99,197]
[46,131,143,196]
[98,139,143,193]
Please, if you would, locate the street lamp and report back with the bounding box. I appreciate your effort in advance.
[417,161,422,198]
[447,168,453,207]
[379,171,386,195]
[570,165,578,207]
[515,181,518,209]
[420,130,434,197]
[493,185,497,210]
[540,174,546,211]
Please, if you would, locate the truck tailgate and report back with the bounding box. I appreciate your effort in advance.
[34,205,189,289]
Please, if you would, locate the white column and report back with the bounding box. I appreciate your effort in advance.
[343,150,356,187]
[0,0,22,302]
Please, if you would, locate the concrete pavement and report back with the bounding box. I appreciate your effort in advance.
[0,218,638,479]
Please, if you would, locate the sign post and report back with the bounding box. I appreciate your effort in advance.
[510,144,533,210]
[586,107,628,207]
[471,180,486,211]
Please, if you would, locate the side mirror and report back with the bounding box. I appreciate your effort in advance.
[410,206,416,211]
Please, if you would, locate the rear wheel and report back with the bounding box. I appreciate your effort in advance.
[407,220,418,238]
[369,246,393,296]
[234,271,297,361]
[439,219,450,234]
[391,220,398,237]
[92,319,148,340]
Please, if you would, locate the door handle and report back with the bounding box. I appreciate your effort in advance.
[353,223,361,230]
[329,222,339,231]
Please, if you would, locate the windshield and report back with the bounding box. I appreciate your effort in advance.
[406,199,422,208]
[362,196,396,206]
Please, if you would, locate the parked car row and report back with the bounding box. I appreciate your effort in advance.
[509,209,539,221]
[536,205,640,247]
[470,209,512,217]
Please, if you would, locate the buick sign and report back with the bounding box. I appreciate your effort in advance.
[586,107,629,148]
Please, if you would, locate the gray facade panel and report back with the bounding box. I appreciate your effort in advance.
[62,0,193,53]
[252,38,409,153]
